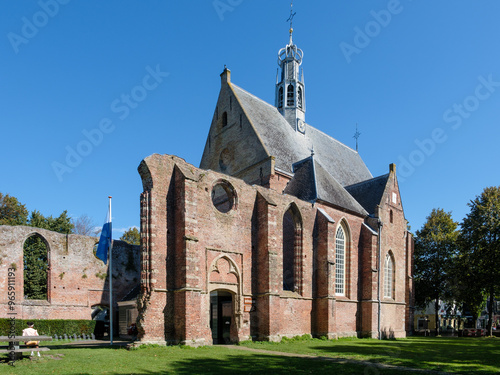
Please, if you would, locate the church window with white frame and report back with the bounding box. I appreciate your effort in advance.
[384,253,394,299]
[335,226,345,296]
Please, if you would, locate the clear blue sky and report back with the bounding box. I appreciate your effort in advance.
[1,0,499,237]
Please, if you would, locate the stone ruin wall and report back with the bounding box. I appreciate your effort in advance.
[0,225,140,320]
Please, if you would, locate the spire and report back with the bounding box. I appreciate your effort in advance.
[286,0,296,45]
[276,0,306,133]
[353,124,361,152]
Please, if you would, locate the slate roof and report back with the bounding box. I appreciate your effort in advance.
[345,174,390,215]
[229,82,385,216]
[284,156,368,216]
[231,84,372,187]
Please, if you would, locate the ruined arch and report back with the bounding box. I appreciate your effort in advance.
[23,232,50,300]
[282,203,303,294]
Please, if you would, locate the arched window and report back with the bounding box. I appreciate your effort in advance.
[390,209,394,224]
[23,234,49,300]
[283,205,303,294]
[287,84,294,106]
[384,253,394,299]
[335,226,346,296]
[222,112,228,127]
[278,87,284,108]
[297,87,303,109]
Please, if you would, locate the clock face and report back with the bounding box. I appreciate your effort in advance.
[297,119,306,133]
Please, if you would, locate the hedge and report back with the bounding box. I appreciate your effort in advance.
[0,318,96,336]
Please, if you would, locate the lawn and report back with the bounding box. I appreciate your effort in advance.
[241,336,500,374]
[0,343,403,375]
[0,336,498,374]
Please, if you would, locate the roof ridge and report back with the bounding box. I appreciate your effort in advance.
[230,83,278,111]
[306,124,359,154]
[345,173,390,189]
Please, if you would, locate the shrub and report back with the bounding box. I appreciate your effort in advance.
[0,318,96,336]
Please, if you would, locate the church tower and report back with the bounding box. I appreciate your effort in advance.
[275,6,306,133]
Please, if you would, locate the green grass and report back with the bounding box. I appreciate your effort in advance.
[241,336,500,373]
[0,343,402,375]
[1,336,498,374]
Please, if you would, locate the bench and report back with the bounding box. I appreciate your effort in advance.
[0,335,52,360]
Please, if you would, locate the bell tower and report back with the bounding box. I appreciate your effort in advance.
[275,1,306,133]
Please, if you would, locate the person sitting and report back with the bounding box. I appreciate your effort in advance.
[22,322,40,357]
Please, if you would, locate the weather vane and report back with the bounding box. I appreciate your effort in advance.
[286,0,296,30]
[353,123,361,152]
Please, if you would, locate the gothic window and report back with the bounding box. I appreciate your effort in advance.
[222,112,228,127]
[23,233,49,300]
[282,205,303,294]
[384,253,395,299]
[297,87,303,109]
[287,84,294,106]
[278,87,284,108]
[390,209,394,224]
[335,225,346,296]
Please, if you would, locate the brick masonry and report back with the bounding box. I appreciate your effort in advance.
[136,154,414,345]
[0,225,140,320]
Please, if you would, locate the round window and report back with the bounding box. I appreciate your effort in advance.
[211,181,236,213]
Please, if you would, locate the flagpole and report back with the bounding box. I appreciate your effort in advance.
[108,196,113,346]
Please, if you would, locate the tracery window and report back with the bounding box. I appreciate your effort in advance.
[384,253,394,299]
[335,226,346,296]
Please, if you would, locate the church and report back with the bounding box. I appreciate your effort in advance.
[136,25,414,345]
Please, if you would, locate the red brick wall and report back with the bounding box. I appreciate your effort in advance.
[136,155,412,344]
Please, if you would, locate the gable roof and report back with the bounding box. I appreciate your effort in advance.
[284,156,368,216]
[345,174,390,215]
[230,83,372,187]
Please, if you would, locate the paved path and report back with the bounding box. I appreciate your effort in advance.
[224,345,451,374]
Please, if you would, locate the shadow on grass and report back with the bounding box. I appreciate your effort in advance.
[306,337,500,373]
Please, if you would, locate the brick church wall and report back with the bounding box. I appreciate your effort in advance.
[0,225,140,320]
[136,155,411,344]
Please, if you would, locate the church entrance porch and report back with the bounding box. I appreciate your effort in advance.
[210,290,234,344]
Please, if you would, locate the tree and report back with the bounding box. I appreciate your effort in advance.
[24,234,48,299]
[28,210,74,234]
[459,186,500,336]
[24,210,73,299]
[0,193,28,225]
[448,253,485,327]
[72,214,98,236]
[414,208,459,335]
[120,227,140,245]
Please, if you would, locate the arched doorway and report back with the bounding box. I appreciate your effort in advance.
[210,290,234,344]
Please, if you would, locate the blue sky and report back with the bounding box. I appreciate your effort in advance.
[1,0,499,237]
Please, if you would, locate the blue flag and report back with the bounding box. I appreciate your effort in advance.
[96,200,112,264]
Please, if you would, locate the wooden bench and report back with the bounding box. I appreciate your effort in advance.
[0,336,52,359]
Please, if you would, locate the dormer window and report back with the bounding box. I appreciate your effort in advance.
[287,84,294,106]
[278,87,284,108]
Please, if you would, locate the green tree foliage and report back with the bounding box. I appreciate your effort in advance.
[120,227,140,245]
[28,209,74,234]
[459,186,500,336]
[0,193,28,225]
[24,234,48,300]
[23,210,74,300]
[414,208,459,335]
